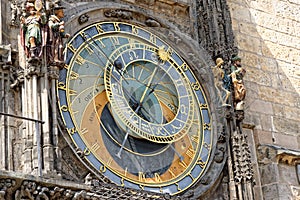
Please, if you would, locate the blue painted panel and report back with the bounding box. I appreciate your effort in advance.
[102,23,115,32]
[85,26,98,37]
[119,23,132,33]
[72,133,85,150]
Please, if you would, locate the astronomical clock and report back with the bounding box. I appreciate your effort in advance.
[58,21,225,197]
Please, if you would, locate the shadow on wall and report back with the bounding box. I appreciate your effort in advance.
[229,0,300,199]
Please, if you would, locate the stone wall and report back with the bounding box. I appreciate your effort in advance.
[227,0,300,199]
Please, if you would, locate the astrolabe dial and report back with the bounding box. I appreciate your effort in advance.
[58,21,213,195]
[104,43,195,143]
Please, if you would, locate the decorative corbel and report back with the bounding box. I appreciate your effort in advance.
[10,67,25,89]
[257,144,300,165]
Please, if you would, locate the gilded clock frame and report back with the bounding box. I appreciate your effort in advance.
[58,21,214,195]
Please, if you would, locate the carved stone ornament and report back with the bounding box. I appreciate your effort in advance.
[10,66,25,89]
[25,61,42,78]
[291,186,300,200]
[145,18,161,27]
[0,178,16,199]
[0,171,176,200]
[257,144,300,165]
[0,44,12,68]
[78,13,89,25]
[104,9,133,20]
[48,65,60,80]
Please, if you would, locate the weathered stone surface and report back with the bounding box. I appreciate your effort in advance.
[262,183,279,200]
[278,164,298,185]
[253,130,274,145]
[228,0,300,199]
[273,132,299,150]
[259,163,279,185]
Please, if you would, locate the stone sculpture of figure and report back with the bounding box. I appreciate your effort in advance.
[48,4,70,66]
[20,2,47,60]
[10,0,21,26]
[230,56,246,110]
[211,58,231,107]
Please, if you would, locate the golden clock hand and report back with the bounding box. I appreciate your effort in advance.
[139,67,158,106]
[148,69,168,95]
[115,82,163,158]
[122,69,148,88]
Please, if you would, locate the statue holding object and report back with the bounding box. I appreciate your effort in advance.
[20,1,47,61]
[230,56,246,110]
[48,3,70,67]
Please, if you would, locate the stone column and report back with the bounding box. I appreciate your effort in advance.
[22,75,32,173]
[41,59,54,175]
[23,61,42,176]
[49,65,61,175]
[0,45,14,170]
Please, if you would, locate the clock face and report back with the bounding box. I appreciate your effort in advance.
[58,22,212,195]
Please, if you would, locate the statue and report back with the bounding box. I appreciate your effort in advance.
[20,2,47,61]
[211,58,231,107]
[48,4,70,66]
[10,0,21,26]
[230,56,246,110]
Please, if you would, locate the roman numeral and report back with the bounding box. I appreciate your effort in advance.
[138,172,146,182]
[154,173,162,182]
[185,147,195,159]
[90,143,100,152]
[80,128,89,135]
[75,55,85,65]
[70,71,79,80]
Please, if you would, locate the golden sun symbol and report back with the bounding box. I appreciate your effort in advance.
[157,47,170,61]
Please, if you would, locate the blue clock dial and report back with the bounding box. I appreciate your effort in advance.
[58,22,212,195]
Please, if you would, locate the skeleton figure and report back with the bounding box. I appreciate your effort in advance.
[211,58,231,107]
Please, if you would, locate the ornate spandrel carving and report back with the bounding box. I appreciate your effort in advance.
[145,18,161,27]
[104,9,133,20]
[214,129,227,163]
[292,186,300,200]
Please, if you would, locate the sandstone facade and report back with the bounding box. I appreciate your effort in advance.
[228,0,300,199]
